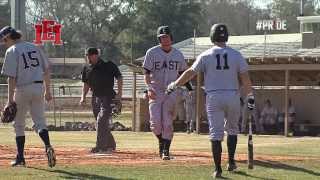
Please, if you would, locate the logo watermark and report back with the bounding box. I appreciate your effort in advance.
[33,19,62,46]
[256,19,287,31]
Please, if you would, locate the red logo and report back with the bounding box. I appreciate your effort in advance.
[33,19,62,45]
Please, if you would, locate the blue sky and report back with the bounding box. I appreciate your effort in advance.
[253,0,273,9]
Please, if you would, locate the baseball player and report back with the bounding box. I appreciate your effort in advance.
[0,26,56,167]
[143,25,192,160]
[167,24,254,178]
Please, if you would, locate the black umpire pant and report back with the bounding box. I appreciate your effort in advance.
[92,96,116,151]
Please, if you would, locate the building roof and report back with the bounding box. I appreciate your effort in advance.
[134,33,320,86]
[136,33,320,63]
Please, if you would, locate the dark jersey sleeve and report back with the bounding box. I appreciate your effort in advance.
[110,62,122,79]
[184,82,193,91]
[81,66,88,83]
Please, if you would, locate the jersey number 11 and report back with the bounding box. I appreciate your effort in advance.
[216,53,229,70]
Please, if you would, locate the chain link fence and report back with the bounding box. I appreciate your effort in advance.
[0,84,132,131]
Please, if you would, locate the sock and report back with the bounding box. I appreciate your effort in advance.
[211,140,222,170]
[227,135,237,164]
[16,136,25,159]
[162,139,172,156]
[39,129,51,147]
[156,134,163,155]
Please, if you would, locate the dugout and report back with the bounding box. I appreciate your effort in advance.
[132,16,320,136]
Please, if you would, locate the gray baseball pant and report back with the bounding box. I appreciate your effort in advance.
[92,96,116,150]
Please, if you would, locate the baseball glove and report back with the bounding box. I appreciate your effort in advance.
[1,102,17,123]
[111,99,122,118]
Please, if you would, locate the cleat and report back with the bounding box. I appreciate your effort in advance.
[90,147,100,153]
[162,154,170,160]
[227,162,237,171]
[99,148,113,154]
[212,167,222,178]
[46,146,56,168]
[11,156,26,167]
[161,150,170,160]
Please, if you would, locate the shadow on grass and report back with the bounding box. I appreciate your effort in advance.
[238,159,320,177]
[28,166,136,180]
[214,176,230,179]
[232,171,276,180]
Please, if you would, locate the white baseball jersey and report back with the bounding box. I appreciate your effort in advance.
[1,42,49,87]
[143,45,187,91]
[191,46,248,92]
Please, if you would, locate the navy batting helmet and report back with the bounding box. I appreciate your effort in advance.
[210,24,228,43]
[0,26,16,39]
[157,25,173,41]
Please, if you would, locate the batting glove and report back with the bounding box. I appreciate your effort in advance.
[166,82,177,95]
[247,93,255,110]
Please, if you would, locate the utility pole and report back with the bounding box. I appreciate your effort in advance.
[11,0,26,36]
[300,0,304,16]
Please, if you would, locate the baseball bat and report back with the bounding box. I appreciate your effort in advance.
[248,111,254,169]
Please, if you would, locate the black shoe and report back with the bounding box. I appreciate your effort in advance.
[46,146,56,168]
[212,167,222,178]
[162,150,170,160]
[90,147,100,153]
[11,157,26,167]
[227,162,237,171]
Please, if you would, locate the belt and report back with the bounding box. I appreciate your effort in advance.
[34,81,43,84]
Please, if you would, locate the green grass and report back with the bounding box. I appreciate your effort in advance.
[0,159,319,179]
[0,127,319,179]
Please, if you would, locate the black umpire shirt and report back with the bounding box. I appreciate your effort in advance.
[82,58,122,97]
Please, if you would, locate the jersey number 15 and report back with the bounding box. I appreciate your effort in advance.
[22,51,40,69]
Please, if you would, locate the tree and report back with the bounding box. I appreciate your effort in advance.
[0,0,10,57]
[26,0,135,64]
[270,0,318,33]
[0,0,10,28]
[199,0,269,36]
[121,0,202,60]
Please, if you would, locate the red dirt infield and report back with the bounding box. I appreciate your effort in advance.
[0,145,317,167]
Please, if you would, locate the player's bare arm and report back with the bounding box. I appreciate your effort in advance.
[166,68,197,93]
[80,82,90,105]
[5,76,16,108]
[43,67,52,102]
[116,77,123,100]
[239,72,255,109]
[175,68,197,87]
[239,72,253,96]
[143,73,156,100]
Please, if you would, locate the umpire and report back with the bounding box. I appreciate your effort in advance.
[80,47,123,153]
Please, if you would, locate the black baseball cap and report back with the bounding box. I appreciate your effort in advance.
[85,47,99,56]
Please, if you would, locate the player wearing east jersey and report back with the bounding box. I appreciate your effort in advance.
[143,25,191,160]
[0,26,56,167]
[166,24,254,178]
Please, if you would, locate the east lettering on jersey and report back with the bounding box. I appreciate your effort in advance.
[153,60,179,71]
